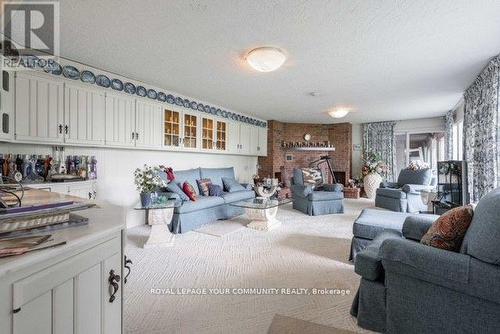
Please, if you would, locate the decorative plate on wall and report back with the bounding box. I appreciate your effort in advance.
[204,105,211,113]
[175,97,183,106]
[111,79,124,91]
[21,55,38,68]
[63,65,80,79]
[157,92,167,102]
[183,99,190,108]
[37,58,47,68]
[197,104,205,112]
[166,95,175,104]
[124,82,136,94]
[190,101,198,110]
[96,74,111,88]
[136,86,147,97]
[44,60,63,75]
[147,89,157,99]
[80,70,96,84]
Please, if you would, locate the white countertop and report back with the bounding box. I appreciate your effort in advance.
[0,204,126,278]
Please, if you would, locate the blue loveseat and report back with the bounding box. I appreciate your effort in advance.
[163,167,255,233]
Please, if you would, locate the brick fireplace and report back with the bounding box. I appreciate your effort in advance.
[258,121,352,186]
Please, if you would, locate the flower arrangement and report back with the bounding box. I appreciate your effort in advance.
[361,151,388,177]
[133,165,167,194]
[407,160,430,171]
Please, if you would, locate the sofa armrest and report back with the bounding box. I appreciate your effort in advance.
[380,181,398,188]
[401,184,434,194]
[355,231,401,281]
[402,215,439,241]
[323,183,343,192]
[291,184,313,198]
[240,183,253,191]
[381,238,470,287]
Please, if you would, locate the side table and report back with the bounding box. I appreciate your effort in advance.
[344,187,360,199]
[135,200,176,248]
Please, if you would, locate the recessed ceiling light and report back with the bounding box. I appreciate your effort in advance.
[246,47,286,72]
[328,107,351,118]
[309,92,320,97]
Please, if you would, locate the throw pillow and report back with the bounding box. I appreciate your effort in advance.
[421,205,474,251]
[182,181,197,201]
[209,184,223,197]
[301,168,323,189]
[197,178,212,196]
[166,182,189,201]
[222,177,245,192]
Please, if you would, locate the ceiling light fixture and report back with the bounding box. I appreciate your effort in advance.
[246,47,286,72]
[328,108,351,118]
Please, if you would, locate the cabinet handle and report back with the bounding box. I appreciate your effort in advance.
[13,307,21,314]
[131,132,135,141]
[88,192,92,199]
[135,132,139,140]
[58,124,63,134]
[108,269,121,303]
[64,125,68,134]
[124,256,132,284]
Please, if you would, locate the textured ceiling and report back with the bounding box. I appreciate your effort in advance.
[55,0,500,123]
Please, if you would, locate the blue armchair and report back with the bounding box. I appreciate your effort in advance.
[291,168,344,215]
[351,187,500,333]
[375,168,434,213]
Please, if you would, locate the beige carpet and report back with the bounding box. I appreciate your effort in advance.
[124,199,376,334]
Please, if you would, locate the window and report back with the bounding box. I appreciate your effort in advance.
[452,120,463,160]
[394,132,445,177]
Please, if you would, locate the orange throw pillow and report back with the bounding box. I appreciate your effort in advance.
[182,181,197,201]
[421,205,474,252]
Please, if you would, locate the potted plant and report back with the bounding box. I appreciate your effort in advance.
[361,151,388,199]
[134,165,166,207]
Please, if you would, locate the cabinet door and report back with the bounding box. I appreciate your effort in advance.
[258,126,268,156]
[239,123,251,155]
[227,121,241,154]
[163,108,181,149]
[136,100,162,148]
[64,83,106,145]
[105,93,136,147]
[102,253,122,334]
[182,112,198,150]
[215,120,227,151]
[249,126,259,156]
[14,72,64,143]
[201,117,215,150]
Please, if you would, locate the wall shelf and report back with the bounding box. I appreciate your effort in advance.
[285,147,336,151]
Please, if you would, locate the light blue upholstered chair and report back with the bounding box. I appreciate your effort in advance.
[375,168,434,213]
[351,187,500,333]
[291,168,344,215]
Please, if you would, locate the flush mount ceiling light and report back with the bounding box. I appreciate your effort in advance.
[328,108,351,118]
[246,47,286,72]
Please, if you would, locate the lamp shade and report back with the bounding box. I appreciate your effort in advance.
[328,109,350,118]
[246,47,286,72]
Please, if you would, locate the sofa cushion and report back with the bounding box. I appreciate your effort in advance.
[421,205,474,252]
[197,178,212,196]
[174,168,201,195]
[376,188,407,199]
[307,191,343,201]
[222,177,245,192]
[397,168,432,186]
[221,190,255,203]
[200,167,235,187]
[174,196,225,214]
[182,181,197,201]
[208,184,223,197]
[166,182,189,201]
[301,168,323,189]
[353,209,410,240]
[292,168,304,185]
[461,187,500,264]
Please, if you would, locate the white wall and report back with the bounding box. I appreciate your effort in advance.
[0,143,257,228]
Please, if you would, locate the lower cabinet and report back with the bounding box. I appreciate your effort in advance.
[27,180,97,200]
[8,235,123,334]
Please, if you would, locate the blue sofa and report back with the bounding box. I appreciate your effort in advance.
[375,168,434,213]
[163,167,255,233]
[351,187,500,333]
[291,168,344,215]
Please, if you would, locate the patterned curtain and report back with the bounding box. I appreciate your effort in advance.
[444,110,455,160]
[362,121,397,181]
[463,55,500,202]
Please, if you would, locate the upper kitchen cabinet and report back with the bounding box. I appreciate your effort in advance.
[14,72,64,143]
[163,108,182,149]
[135,100,162,149]
[105,92,136,148]
[64,83,106,146]
[0,70,14,141]
[258,126,268,156]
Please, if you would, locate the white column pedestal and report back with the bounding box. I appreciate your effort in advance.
[144,208,174,248]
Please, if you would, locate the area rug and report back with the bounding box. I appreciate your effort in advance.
[194,221,246,237]
[124,199,376,334]
[268,314,357,334]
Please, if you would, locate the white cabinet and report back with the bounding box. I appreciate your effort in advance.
[1,69,14,141]
[135,100,162,149]
[227,122,257,155]
[258,126,268,156]
[28,180,97,200]
[64,83,106,146]
[9,236,123,334]
[14,72,64,143]
[249,126,259,156]
[105,93,136,148]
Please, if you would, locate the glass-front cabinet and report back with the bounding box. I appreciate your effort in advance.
[216,120,227,150]
[183,113,198,149]
[164,109,181,148]
[202,117,214,150]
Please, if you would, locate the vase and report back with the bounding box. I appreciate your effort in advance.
[140,192,153,207]
[364,173,382,199]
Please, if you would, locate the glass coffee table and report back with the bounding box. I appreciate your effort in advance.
[230,198,292,231]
